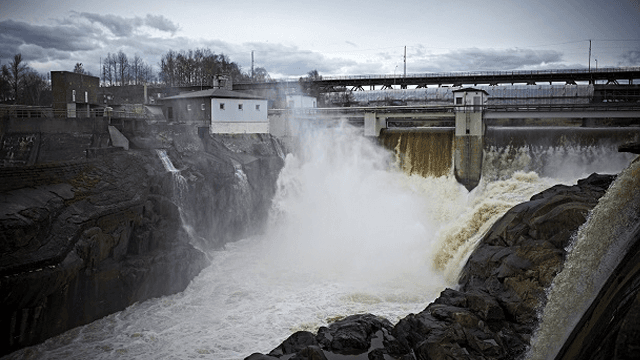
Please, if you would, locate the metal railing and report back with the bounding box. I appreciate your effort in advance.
[0,108,149,119]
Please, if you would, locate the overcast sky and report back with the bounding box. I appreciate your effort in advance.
[1,0,639,79]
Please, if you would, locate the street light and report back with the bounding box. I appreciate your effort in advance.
[595,59,598,71]
[394,65,398,87]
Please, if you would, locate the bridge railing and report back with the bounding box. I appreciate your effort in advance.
[318,67,640,82]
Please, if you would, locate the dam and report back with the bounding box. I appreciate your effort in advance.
[2,117,638,359]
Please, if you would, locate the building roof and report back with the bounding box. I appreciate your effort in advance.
[452,87,489,94]
[162,88,265,101]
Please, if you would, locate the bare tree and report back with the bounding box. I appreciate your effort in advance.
[0,64,11,102]
[9,54,28,104]
[116,50,129,86]
[131,54,142,85]
[73,63,86,74]
[252,67,272,83]
[22,70,50,106]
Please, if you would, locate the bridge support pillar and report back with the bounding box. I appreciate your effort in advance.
[364,112,386,137]
[453,88,487,191]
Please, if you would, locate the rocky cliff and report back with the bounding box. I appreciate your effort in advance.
[244,172,625,360]
[0,130,285,356]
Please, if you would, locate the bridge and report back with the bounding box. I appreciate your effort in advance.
[236,67,640,92]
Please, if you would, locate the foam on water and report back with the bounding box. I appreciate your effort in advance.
[4,124,636,360]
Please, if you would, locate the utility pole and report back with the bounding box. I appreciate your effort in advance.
[588,40,591,72]
[403,46,407,78]
[251,50,254,82]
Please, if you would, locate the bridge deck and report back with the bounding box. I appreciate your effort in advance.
[237,67,640,91]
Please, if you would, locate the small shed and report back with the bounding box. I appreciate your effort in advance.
[452,87,489,112]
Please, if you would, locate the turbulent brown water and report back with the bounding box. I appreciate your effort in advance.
[379,128,453,178]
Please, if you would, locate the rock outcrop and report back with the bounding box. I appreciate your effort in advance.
[245,173,616,360]
[0,131,285,356]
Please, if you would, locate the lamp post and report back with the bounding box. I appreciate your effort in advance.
[595,59,598,71]
[394,65,398,87]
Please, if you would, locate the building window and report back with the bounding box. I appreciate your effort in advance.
[201,103,205,111]
[238,104,243,110]
[255,104,260,110]
[187,104,192,111]
[455,97,463,105]
[167,107,173,120]
[72,90,76,102]
[220,103,225,110]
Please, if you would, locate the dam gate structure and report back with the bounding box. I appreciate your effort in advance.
[269,84,640,191]
[452,88,488,191]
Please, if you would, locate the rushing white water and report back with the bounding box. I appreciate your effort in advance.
[3,124,636,360]
[527,157,640,360]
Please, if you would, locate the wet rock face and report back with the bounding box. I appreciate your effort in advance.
[247,173,615,360]
[0,132,285,356]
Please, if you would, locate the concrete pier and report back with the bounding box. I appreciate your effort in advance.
[453,88,487,191]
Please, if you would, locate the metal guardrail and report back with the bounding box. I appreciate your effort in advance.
[0,108,148,119]
[485,103,640,112]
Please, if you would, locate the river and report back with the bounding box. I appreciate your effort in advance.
[3,124,637,360]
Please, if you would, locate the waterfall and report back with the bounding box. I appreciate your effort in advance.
[155,149,188,201]
[156,149,179,173]
[528,158,640,360]
[379,129,454,178]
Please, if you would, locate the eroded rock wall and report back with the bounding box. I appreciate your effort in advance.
[0,130,285,356]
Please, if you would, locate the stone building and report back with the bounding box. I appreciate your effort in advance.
[51,71,100,118]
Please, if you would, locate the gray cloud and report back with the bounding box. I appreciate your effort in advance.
[145,14,179,35]
[77,12,142,37]
[618,49,640,66]
[243,43,358,78]
[72,12,179,37]
[0,19,98,54]
[405,48,565,73]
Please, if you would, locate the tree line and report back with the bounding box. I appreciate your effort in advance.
[0,54,51,106]
[157,48,270,86]
[101,50,155,86]
[101,48,272,87]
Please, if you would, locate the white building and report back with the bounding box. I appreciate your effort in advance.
[286,94,317,108]
[162,89,269,134]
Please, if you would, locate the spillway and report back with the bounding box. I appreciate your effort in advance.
[3,123,638,360]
